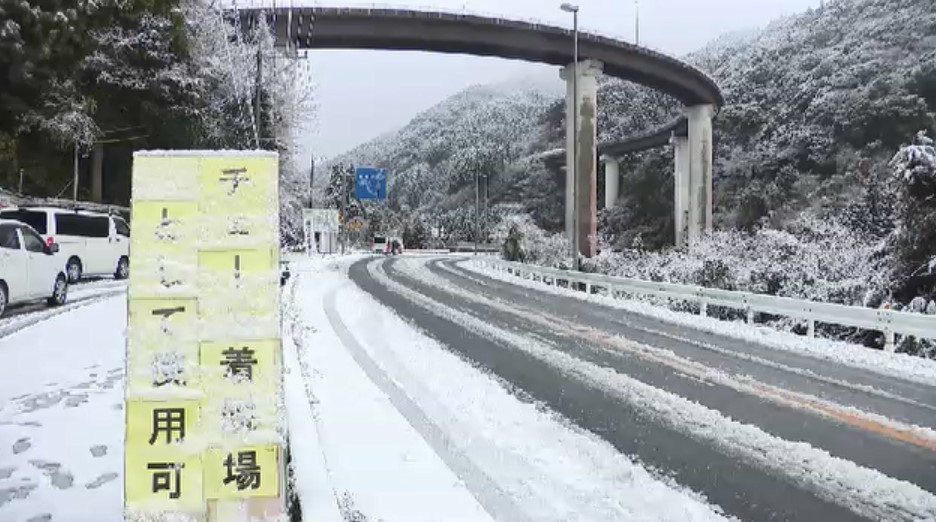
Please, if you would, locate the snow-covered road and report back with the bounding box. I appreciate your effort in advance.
[0,297,126,522]
[4,255,935,522]
[286,256,729,522]
[348,255,936,522]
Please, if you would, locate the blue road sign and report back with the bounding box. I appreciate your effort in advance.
[355,167,387,200]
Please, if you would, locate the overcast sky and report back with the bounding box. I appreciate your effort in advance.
[262,0,824,160]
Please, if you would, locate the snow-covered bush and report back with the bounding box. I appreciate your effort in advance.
[586,213,888,307]
[890,131,936,184]
[493,214,570,268]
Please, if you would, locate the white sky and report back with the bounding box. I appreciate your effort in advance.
[254,0,824,160]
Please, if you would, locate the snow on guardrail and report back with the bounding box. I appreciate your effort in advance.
[484,258,936,352]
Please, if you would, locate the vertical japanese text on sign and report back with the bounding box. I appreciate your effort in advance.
[126,151,284,520]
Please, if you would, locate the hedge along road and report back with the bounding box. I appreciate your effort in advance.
[348,255,936,522]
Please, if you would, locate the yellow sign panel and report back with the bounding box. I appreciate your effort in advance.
[128,151,283,519]
[198,248,276,275]
[199,340,279,392]
[128,298,198,342]
[126,399,200,448]
[127,341,200,392]
[131,155,200,202]
[199,156,277,216]
[131,200,200,246]
[125,447,204,511]
[204,445,280,499]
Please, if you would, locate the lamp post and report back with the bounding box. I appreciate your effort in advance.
[561,2,579,271]
[635,0,640,45]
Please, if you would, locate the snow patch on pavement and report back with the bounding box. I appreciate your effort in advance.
[339,263,733,521]
[290,255,496,522]
[374,258,936,522]
[0,297,125,522]
[461,259,936,387]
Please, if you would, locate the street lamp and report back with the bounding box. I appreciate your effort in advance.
[560,2,579,271]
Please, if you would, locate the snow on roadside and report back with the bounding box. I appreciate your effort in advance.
[0,281,126,339]
[287,255,496,522]
[330,258,733,521]
[0,297,125,522]
[372,258,936,522]
[460,259,936,387]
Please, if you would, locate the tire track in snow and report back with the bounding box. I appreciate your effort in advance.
[438,258,936,421]
[323,283,534,522]
[365,257,936,522]
[432,259,936,448]
[0,290,126,340]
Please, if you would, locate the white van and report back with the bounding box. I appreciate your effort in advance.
[0,207,130,283]
[0,219,68,317]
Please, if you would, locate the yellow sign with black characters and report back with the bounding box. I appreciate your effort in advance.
[204,445,280,499]
[126,151,284,520]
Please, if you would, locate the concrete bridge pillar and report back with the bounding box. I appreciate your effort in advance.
[602,156,620,209]
[686,104,715,245]
[560,59,603,258]
[671,135,690,249]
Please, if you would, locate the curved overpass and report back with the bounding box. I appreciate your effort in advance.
[540,117,689,167]
[237,7,723,108]
[234,6,721,250]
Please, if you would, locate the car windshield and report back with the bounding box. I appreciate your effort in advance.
[0,210,46,234]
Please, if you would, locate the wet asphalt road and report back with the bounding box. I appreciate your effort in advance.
[348,256,936,522]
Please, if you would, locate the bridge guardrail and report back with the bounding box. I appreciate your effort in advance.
[483,258,936,352]
[247,3,697,68]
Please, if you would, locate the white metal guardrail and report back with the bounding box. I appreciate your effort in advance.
[484,259,936,352]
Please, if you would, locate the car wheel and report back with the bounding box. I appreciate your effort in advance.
[66,257,82,284]
[0,283,7,318]
[115,256,129,280]
[47,275,67,307]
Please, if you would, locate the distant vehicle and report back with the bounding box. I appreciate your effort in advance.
[372,236,388,254]
[0,219,68,317]
[388,237,404,255]
[0,207,130,283]
[372,235,404,255]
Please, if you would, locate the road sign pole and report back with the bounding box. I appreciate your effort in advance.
[475,171,480,255]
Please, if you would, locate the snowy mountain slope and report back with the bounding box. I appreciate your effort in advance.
[331,82,555,214]
[329,0,935,245]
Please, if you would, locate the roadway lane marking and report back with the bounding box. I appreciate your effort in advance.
[369,257,936,521]
[430,259,936,453]
[323,282,534,522]
[438,258,936,419]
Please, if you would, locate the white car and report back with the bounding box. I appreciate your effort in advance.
[0,207,130,283]
[0,219,68,317]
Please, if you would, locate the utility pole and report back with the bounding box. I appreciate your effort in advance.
[72,144,79,206]
[255,43,263,149]
[635,0,640,45]
[561,3,580,271]
[474,171,480,255]
[309,155,315,208]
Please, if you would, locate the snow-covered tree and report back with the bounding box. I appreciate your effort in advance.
[887,131,936,306]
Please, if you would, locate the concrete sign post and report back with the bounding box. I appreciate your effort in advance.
[125,151,284,522]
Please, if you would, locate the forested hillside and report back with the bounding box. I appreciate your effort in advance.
[0,0,313,240]
[334,0,936,355]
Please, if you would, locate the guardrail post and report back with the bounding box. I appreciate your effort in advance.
[807,319,816,338]
[884,331,896,352]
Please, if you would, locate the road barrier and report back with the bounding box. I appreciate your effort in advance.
[483,259,936,352]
